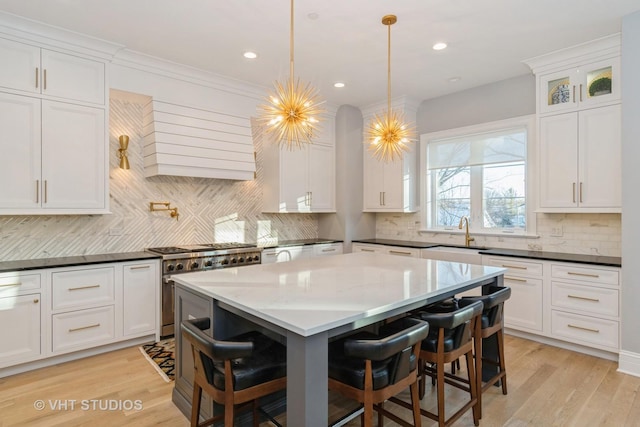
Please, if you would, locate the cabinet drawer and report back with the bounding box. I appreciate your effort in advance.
[551,264,619,286]
[485,257,543,277]
[551,282,618,317]
[352,244,383,254]
[385,246,421,258]
[52,305,115,353]
[52,267,115,311]
[313,243,343,256]
[0,273,41,296]
[551,310,618,350]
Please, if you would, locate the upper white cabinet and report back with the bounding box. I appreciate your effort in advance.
[539,104,621,210]
[262,111,336,213]
[0,38,105,105]
[525,34,621,213]
[361,97,419,213]
[0,36,109,215]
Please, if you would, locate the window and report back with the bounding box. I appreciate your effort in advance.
[420,116,536,235]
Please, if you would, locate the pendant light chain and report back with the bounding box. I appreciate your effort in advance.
[387,20,391,114]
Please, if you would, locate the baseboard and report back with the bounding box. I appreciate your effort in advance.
[618,351,640,377]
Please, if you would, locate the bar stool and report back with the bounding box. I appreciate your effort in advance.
[181,318,287,427]
[327,317,430,427]
[459,285,511,418]
[414,300,484,427]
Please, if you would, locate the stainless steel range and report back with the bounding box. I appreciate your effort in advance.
[146,243,262,338]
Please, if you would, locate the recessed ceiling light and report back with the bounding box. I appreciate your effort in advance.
[448,76,461,83]
[243,51,258,59]
[432,42,448,51]
[333,82,345,88]
[307,12,319,20]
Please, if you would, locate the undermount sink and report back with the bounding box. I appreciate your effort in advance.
[421,246,486,264]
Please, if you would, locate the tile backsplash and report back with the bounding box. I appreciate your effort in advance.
[0,98,318,261]
[376,212,621,257]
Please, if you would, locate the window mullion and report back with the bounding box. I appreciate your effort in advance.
[470,165,483,231]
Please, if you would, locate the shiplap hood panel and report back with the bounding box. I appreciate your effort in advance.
[142,100,256,180]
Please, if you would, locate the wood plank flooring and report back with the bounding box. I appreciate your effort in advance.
[1,335,639,426]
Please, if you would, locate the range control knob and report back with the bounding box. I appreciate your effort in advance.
[205,260,213,267]
[221,259,229,265]
[231,258,237,264]
[191,262,199,269]
[253,255,260,262]
[238,257,245,263]
[167,264,175,272]
[176,263,184,271]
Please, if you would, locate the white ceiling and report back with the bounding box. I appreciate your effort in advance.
[0,0,638,108]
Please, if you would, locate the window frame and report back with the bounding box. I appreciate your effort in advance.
[419,115,537,237]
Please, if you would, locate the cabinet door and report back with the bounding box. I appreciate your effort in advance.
[0,38,40,94]
[539,69,579,115]
[41,100,105,210]
[0,294,41,368]
[41,49,105,105]
[578,58,621,110]
[578,104,621,208]
[363,151,385,210]
[0,92,41,209]
[308,144,335,211]
[123,262,158,336]
[503,276,543,332]
[539,113,578,208]
[382,160,403,209]
[279,146,309,212]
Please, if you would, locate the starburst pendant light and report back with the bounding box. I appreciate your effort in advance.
[261,0,324,149]
[367,15,415,162]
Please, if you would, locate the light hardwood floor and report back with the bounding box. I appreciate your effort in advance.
[1,335,639,426]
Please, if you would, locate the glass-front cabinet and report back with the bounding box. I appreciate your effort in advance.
[538,57,620,115]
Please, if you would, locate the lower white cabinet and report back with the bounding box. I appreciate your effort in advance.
[313,242,344,257]
[123,261,159,336]
[262,242,344,263]
[52,305,115,353]
[0,293,41,368]
[352,243,421,258]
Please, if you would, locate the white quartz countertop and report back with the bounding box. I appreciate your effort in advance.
[172,252,505,337]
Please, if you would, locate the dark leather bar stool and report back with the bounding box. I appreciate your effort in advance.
[414,300,484,427]
[328,317,430,427]
[459,285,511,418]
[181,318,286,427]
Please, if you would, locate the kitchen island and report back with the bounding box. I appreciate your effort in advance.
[171,252,505,426]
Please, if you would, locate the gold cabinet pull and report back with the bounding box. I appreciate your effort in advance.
[44,180,48,203]
[567,272,599,278]
[43,69,47,90]
[321,248,336,252]
[33,299,39,304]
[0,282,22,288]
[568,324,599,333]
[382,192,386,206]
[501,264,527,270]
[572,182,576,203]
[579,84,583,102]
[389,250,412,256]
[69,323,100,333]
[35,67,39,88]
[130,265,151,270]
[504,276,527,283]
[35,180,39,203]
[379,192,383,206]
[579,182,583,203]
[568,294,600,302]
[68,284,100,291]
[360,248,375,253]
[572,85,576,103]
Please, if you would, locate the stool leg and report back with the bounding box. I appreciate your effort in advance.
[191,383,202,427]
[418,359,426,400]
[466,350,480,426]
[410,379,422,427]
[377,401,384,427]
[497,329,508,395]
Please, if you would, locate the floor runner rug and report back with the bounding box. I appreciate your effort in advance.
[139,338,175,382]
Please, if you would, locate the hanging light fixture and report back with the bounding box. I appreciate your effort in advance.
[260,0,324,149]
[367,15,415,162]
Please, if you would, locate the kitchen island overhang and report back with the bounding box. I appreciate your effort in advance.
[171,252,506,426]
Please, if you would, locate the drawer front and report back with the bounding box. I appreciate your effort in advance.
[0,273,41,296]
[52,305,115,353]
[352,243,383,254]
[552,281,619,317]
[313,243,343,256]
[551,264,619,286]
[485,257,543,277]
[52,267,115,311]
[551,310,618,350]
[503,276,543,332]
[386,246,420,258]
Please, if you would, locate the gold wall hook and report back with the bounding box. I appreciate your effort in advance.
[149,202,180,221]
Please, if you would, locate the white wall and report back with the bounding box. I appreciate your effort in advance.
[621,10,640,359]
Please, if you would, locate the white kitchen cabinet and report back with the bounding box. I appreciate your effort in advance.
[262,245,313,263]
[363,143,418,212]
[0,37,105,105]
[0,95,106,213]
[352,243,421,258]
[123,261,159,336]
[484,256,544,333]
[262,111,336,213]
[313,242,344,257]
[0,293,41,368]
[539,105,621,211]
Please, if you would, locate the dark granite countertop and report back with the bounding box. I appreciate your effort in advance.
[352,239,621,267]
[259,238,343,249]
[0,251,161,273]
[352,238,441,249]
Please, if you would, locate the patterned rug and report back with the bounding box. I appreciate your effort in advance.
[139,338,175,382]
